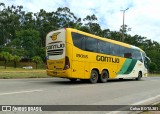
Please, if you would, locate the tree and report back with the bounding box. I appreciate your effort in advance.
[0,3,23,48]
[147,49,160,72]
[101,29,110,38]
[0,52,12,69]
[82,14,102,35]
[34,9,55,47]
[12,55,21,68]
[149,62,157,73]
[56,7,77,28]
[31,56,42,69]
[12,29,40,59]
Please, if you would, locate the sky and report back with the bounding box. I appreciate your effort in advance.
[1,0,160,42]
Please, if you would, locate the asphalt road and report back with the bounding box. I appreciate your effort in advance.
[0,77,160,114]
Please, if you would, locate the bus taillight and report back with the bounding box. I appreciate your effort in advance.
[64,56,70,70]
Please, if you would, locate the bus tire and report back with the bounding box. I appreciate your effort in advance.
[100,70,109,83]
[90,70,99,84]
[136,72,142,81]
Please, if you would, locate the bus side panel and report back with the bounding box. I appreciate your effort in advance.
[71,47,87,79]
[84,62,90,79]
[72,61,85,79]
[66,28,87,79]
[116,59,144,78]
[65,29,74,78]
[99,63,117,79]
[65,42,73,78]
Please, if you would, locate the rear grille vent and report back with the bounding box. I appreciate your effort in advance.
[47,49,63,55]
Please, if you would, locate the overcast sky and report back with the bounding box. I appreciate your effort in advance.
[1,0,160,42]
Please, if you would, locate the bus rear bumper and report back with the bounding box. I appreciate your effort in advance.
[46,69,70,78]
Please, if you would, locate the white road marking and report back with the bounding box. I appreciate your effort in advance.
[107,94,160,114]
[0,90,43,96]
[131,94,160,105]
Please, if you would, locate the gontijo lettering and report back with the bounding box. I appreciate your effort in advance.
[96,55,120,63]
[47,43,65,50]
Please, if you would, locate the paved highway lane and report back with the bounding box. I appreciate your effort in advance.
[0,77,160,113]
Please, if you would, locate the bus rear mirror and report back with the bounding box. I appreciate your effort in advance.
[145,56,151,63]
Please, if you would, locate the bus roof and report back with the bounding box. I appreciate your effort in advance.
[66,28,144,53]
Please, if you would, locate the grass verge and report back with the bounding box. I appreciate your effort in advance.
[0,67,160,79]
[148,74,160,77]
[0,67,50,79]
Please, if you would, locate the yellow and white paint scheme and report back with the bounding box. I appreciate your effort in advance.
[46,28,149,83]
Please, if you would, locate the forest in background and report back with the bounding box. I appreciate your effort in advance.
[0,3,160,72]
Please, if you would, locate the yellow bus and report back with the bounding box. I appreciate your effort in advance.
[46,28,150,83]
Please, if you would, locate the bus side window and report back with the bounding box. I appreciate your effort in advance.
[98,40,110,54]
[120,46,125,57]
[132,50,143,62]
[110,44,120,56]
[72,32,85,50]
[85,37,98,52]
[116,45,134,58]
[121,47,132,59]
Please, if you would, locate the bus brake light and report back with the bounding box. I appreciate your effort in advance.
[64,56,70,70]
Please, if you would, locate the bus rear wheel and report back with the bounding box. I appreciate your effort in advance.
[136,72,142,81]
[90,70,99,84]
[99,70,109,83]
